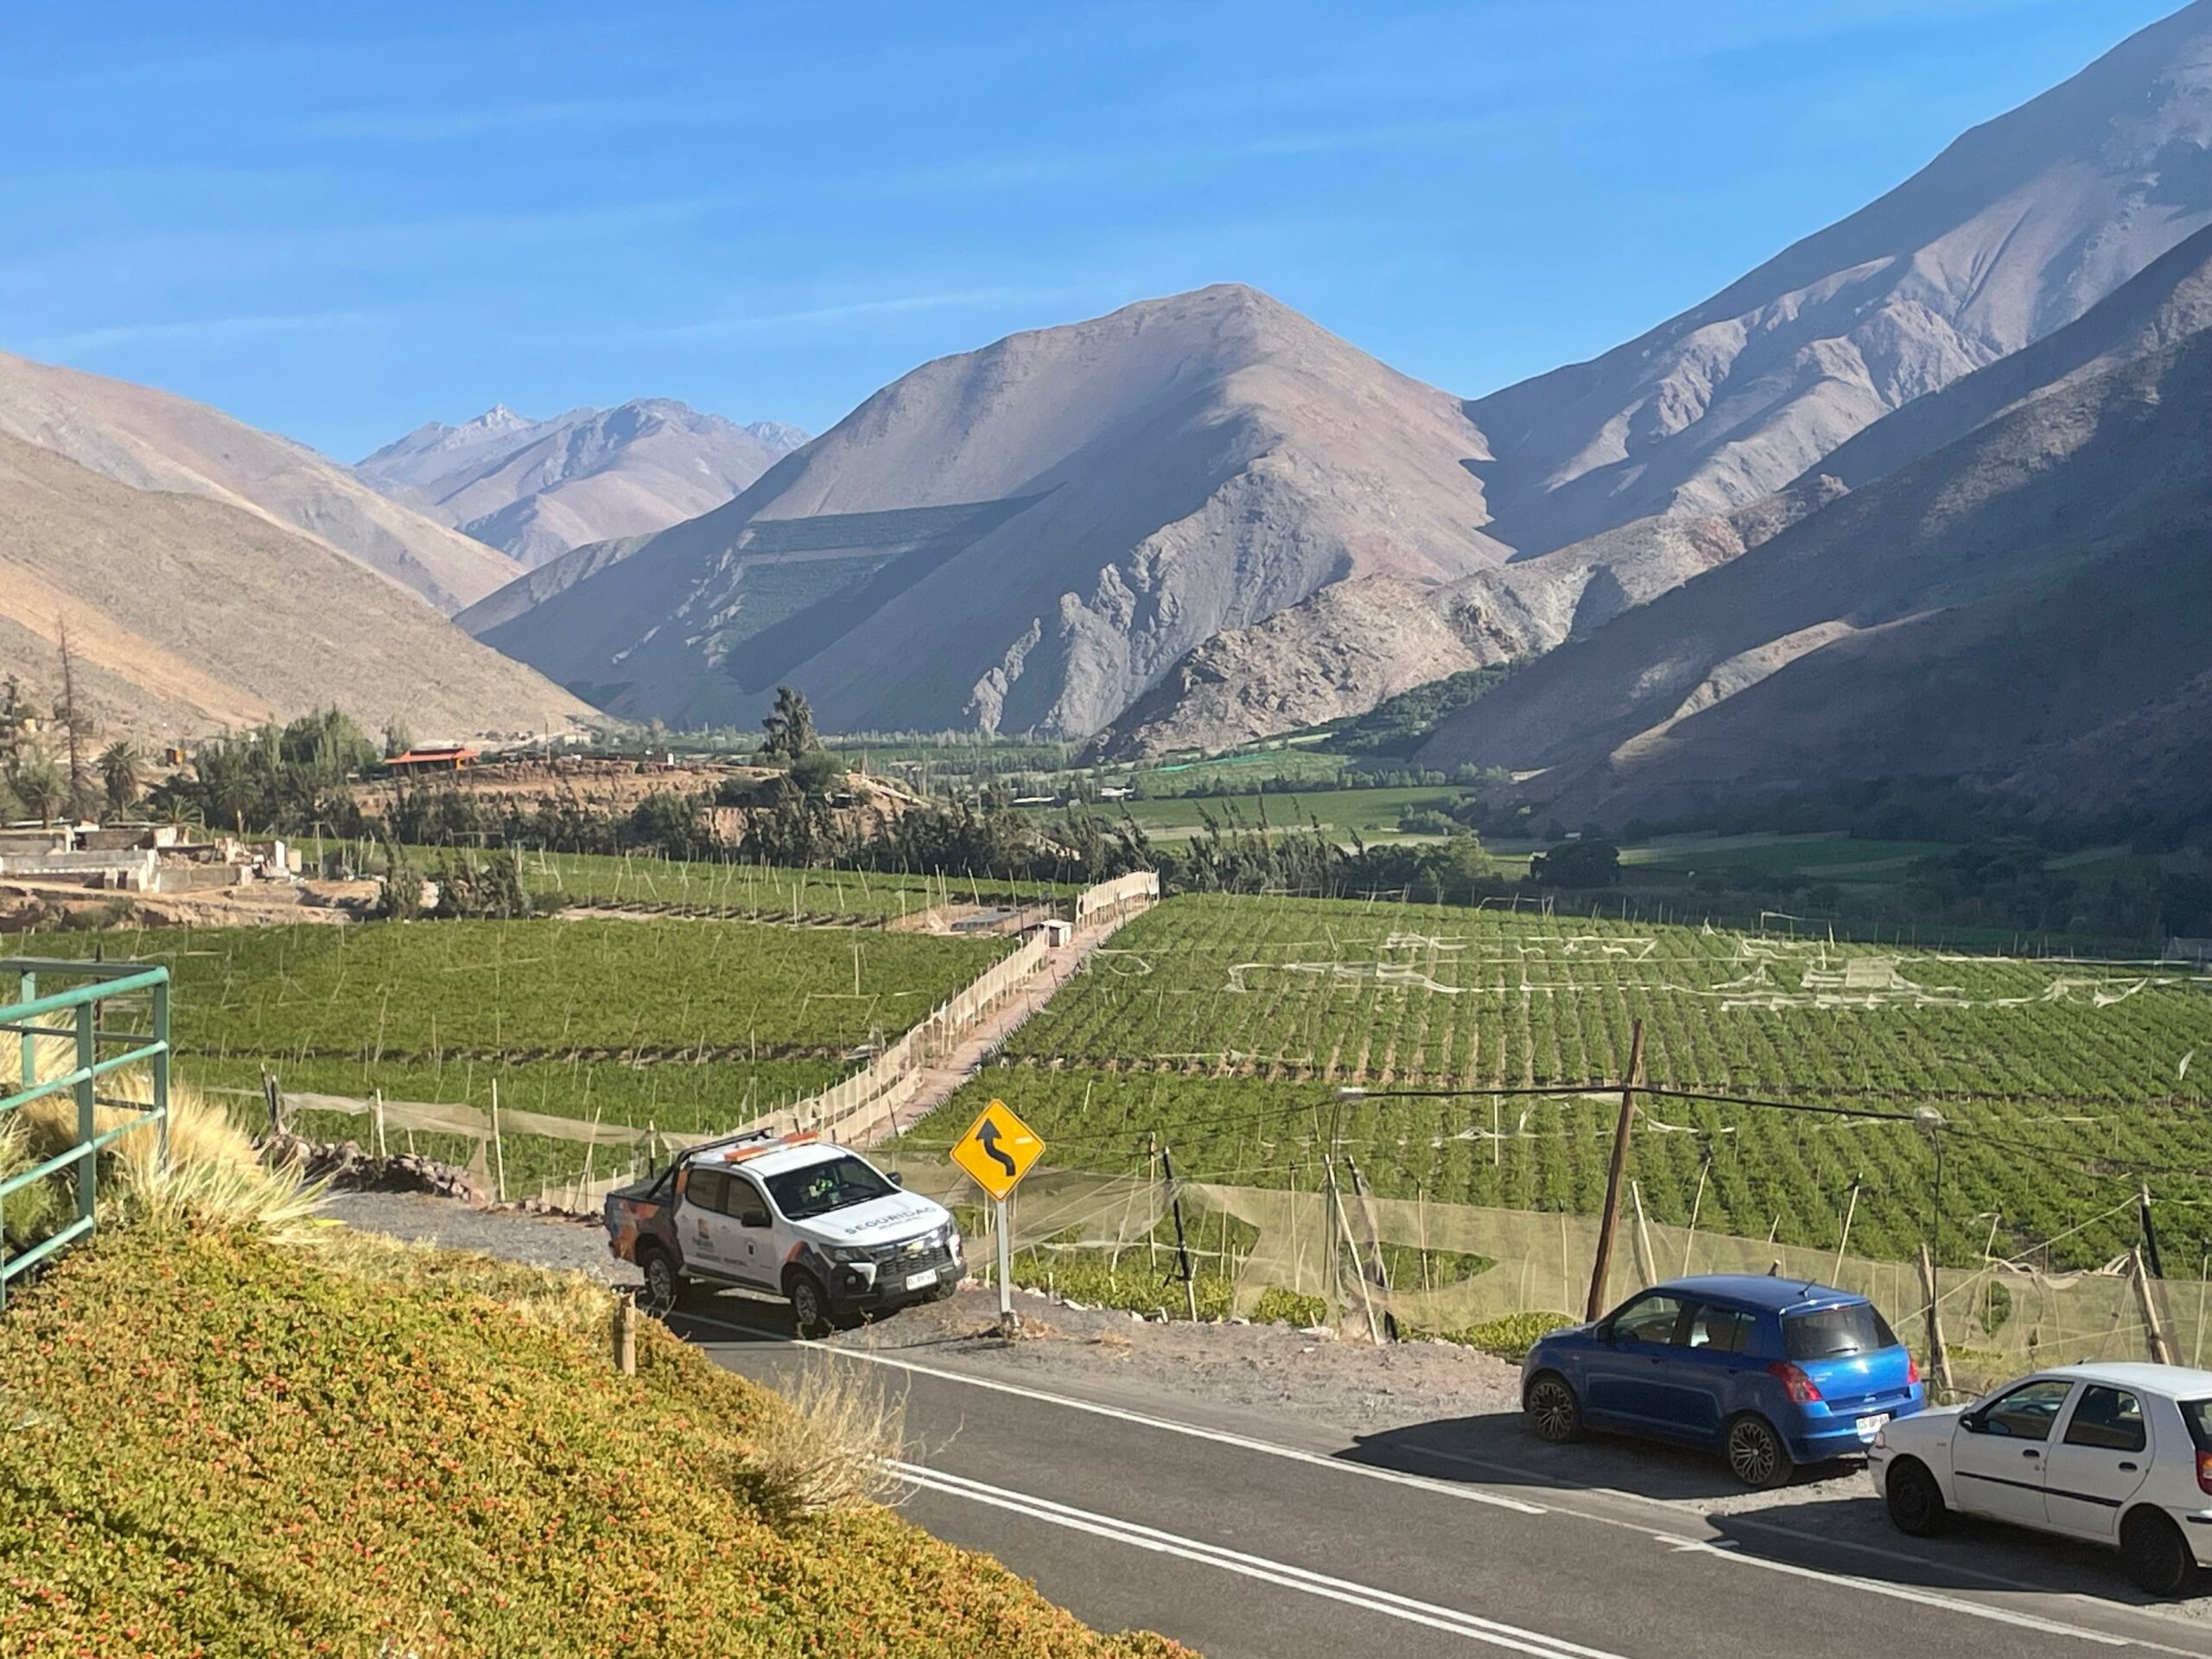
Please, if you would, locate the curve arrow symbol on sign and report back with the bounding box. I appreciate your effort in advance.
[976,1117,1019,1179]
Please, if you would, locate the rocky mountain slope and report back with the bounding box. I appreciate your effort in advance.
[1090,485,1836,759]
[1466,0,2212,556]
[468,285,1507,735]
[358,401,806,567]
[1415,222,2212,824]
[0,432,593,741]
[0,351,519,614]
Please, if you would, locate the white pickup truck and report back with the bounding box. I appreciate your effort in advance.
[606,1131,964,1334]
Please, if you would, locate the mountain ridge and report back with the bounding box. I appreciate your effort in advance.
[0,430,594,742]
[357,399,807,567]
[469,283,1508,736]
[0,350,520,614]
[1414,219,2212,825]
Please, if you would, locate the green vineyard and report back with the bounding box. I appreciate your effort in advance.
[506,850,1077,925]
[903,895,2212,1270]
[27,918,1005,1195]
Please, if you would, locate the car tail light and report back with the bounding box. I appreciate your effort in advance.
[1768,1362,1823,1405]
[2196,1450,2212,1497]
[1907,1353,1921,1388]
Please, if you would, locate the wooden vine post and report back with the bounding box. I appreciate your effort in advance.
[1584,1020,1645,1323]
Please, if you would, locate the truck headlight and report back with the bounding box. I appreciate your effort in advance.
[828,1244,868,1264]
[948,1227,963,1260]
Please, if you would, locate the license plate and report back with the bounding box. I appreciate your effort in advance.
[1856,1413,1889,1439]
[904,1268,938,1291]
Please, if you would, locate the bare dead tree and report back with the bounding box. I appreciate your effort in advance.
[56,614,94,822]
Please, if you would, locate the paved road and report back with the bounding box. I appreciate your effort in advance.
[672,1299,2212,1659]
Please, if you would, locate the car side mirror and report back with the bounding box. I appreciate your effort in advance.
[740,1208,771,1230]
[1961,1412,1986,1435]
[887,1172,905,1188]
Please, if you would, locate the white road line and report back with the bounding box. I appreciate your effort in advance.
[687,1313,2185,1652]
[679,1309,1546,1514]
[1675,1537,2133,1647]
[890,1459,1626,1658]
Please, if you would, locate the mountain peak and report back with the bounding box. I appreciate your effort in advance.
[357,396,807,567]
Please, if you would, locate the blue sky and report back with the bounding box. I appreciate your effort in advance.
[0,1,2183,461]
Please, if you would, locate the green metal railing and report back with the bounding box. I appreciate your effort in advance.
[0,957,170,1309]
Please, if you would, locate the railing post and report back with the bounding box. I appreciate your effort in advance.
[152,977,171,1173]
[75,1001,97,1230]
[16,969,31,1092]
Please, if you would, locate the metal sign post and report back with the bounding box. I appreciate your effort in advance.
[995,1195,1014,1332]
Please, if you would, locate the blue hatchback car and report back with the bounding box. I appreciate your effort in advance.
[1522,1274,1925,1486]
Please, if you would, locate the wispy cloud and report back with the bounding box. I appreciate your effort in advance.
[294,96,768,143]
[22,309,380,357]
[628,285,1099,345]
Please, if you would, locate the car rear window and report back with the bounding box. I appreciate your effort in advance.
[1783,1303,1898,1360]
[2183,1400,2212,1454]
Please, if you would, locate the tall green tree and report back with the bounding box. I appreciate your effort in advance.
[12,753,64,827]
[760,685,818,760]
[99,741,143,818]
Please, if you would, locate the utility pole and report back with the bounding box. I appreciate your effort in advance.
[1584,1020,1644,1322]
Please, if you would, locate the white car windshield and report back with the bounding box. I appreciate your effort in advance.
[766,1155,897,1221]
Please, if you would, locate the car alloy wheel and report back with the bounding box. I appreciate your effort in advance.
[1726,1415,1789,1489]
[1527,1374,1581,1443]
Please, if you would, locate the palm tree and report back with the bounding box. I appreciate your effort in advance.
[11,753,64,826]
[99,741,143,818]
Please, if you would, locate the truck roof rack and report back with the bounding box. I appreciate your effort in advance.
[675,1125,821,1166]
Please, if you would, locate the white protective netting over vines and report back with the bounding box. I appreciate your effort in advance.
[879,1155,2212,1393]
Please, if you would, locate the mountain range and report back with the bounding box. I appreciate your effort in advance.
[465,283,1508,734]
[356,401,807,568]
[0,351,521,615]
[13,2,2212,814]
[1414,217,2212,830]
[466,0,2212,791]
[0,430,592,741]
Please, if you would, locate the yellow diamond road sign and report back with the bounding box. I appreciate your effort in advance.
[951,1098,1046,1203]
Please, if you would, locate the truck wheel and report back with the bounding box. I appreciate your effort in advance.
[639,1248,686,1318]
[787,1268,831,1338]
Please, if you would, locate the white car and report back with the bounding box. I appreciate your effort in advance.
[1869,1361,2212,1594]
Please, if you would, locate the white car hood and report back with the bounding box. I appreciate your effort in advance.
[801,1192,950,1248]
[1885,1403,1965,1448]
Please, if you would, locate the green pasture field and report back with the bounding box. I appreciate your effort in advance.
[1049,785,1459,838]
[896,894,2212,1268]
[1615,832,1955,883]
[505,849,1077,923]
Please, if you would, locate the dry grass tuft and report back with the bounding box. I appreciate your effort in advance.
[741,1360,914,1528]
[3,1027,324,1243]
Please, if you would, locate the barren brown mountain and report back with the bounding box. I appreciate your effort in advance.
[357,401,806,568]
[0,351,521,613]
[1465,0,2212,557]
[470,284,1507,735]
[1416,222,2212,826]
[0,432,592,742]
